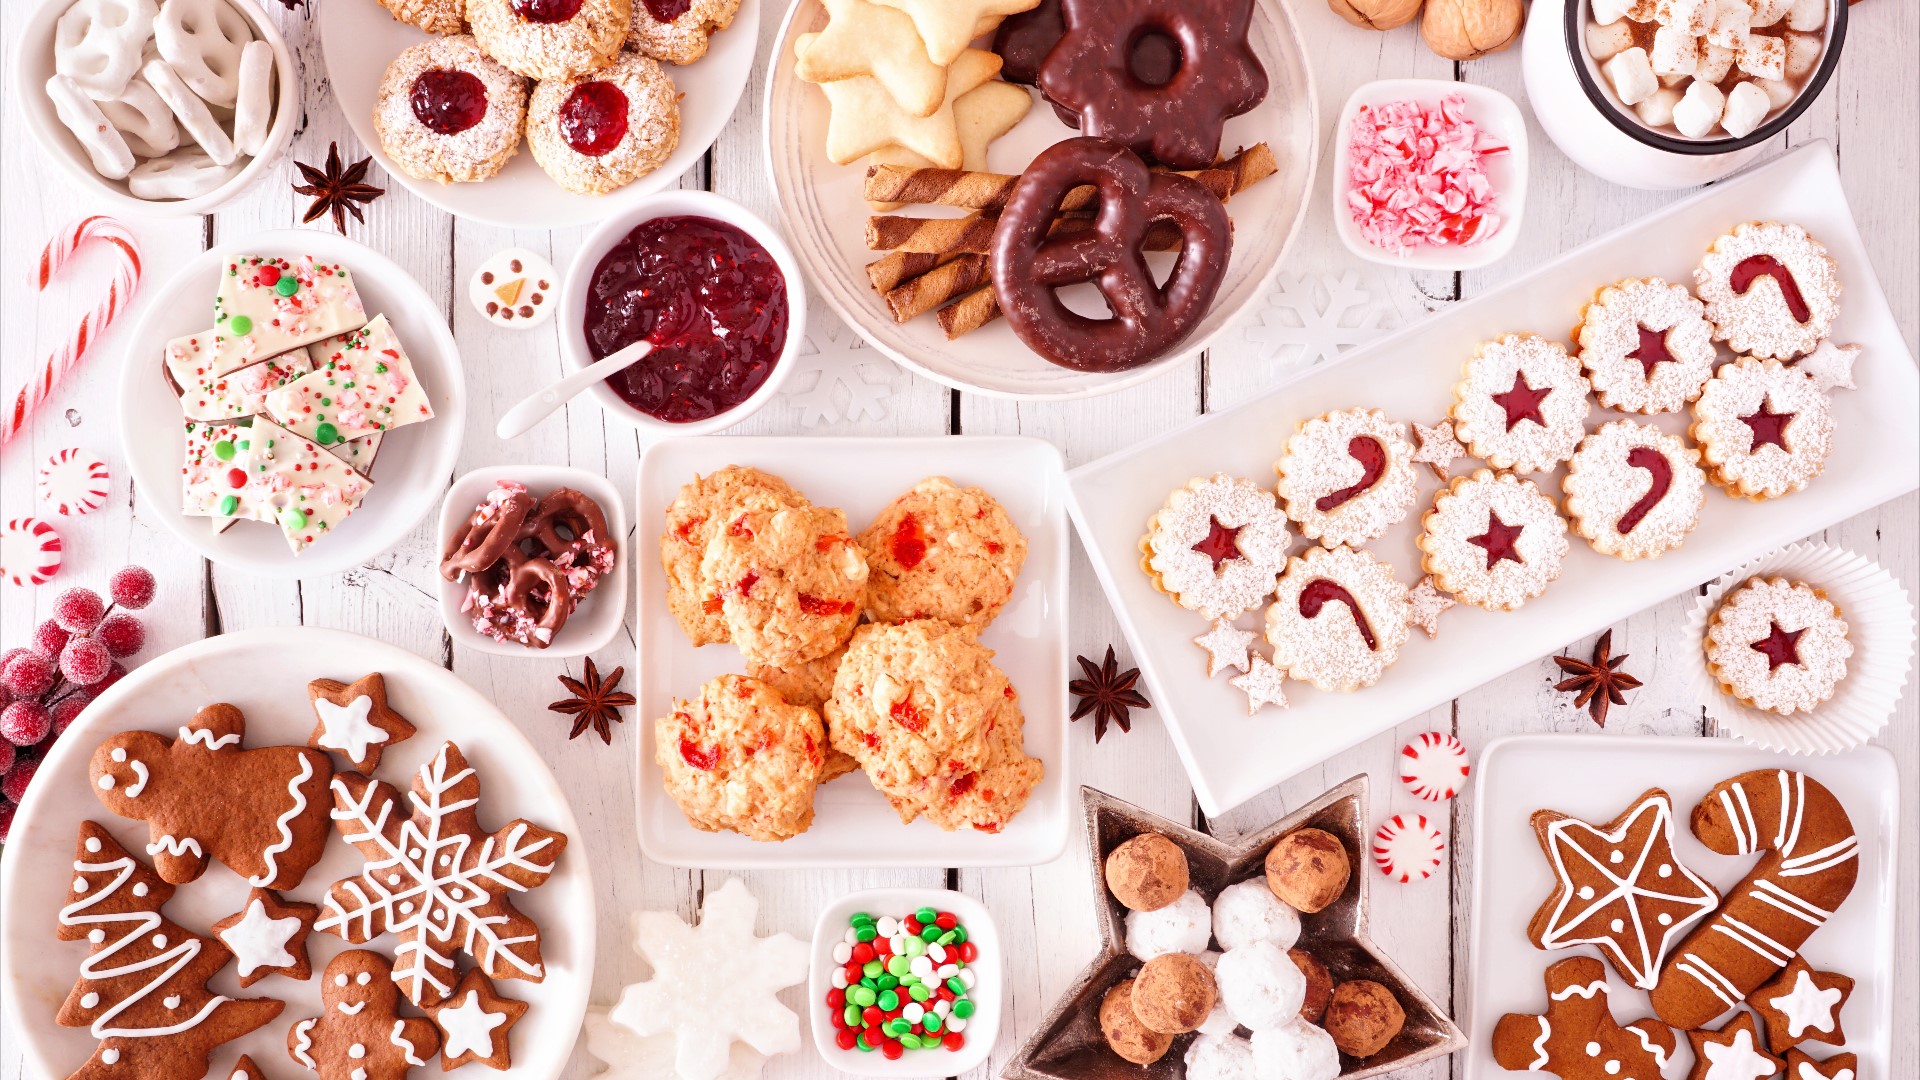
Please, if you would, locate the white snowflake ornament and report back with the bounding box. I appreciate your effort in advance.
[609,878,807,1080]
[1243,271,1395,368]
[787,314,898,426]
[583,1008,764,1080]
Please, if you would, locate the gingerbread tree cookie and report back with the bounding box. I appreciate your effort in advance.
[430,968,529,1070]
[212,887,320,987]
[89,704,335,889]
[1684,1011,1782,1080]
[288,950,441,1080]
[307,673,417,773]
[1750,955,1852,1052]
[1491,957,1675,1080]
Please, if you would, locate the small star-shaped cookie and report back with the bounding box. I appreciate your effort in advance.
[1785,1048,1858,1080]
[870,0,1040,64]
[1229,652,1289,714]
[213,887,319,987]
[307,672,415,773]
[1406,575,1455,638]
[1685,1012,1783,1080]
[1194,620,1256,677]
[228,1055,273,1080]
[813,45,1000,168]
[1750,955,1852,1052]
[1412,419,1468,479]
[432,968,530,1070]
[794,0,950,118]
[1796,340,1860,392]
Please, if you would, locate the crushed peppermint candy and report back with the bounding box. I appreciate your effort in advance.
[1346,94,1508,253]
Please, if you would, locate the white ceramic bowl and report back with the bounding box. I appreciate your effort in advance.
[808,889,1000,1077]
[560,189,809,439]
[15,0,301,216]
[1331,78,1529,272]
[437,465,631,658]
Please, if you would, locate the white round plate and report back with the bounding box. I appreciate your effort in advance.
[763,0,1318,400]
[0,628,595,1080]
[318,0,760,229]
[118,229,466,579]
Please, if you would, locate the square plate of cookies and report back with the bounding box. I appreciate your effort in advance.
[634,436,1071,868]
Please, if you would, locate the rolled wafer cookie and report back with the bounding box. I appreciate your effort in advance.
[884,254,988,323]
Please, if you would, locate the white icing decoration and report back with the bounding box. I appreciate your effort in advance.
[1550,980,1606,1001]
[217,897,302,977]
[437,990,508,1059]
[335,972,347,986]
[178,727,241,750]
[102,1050,119,1064]
[391,1019,429,1066]
[133,883,148,896]
[1713,915,1793,965]
[336,1000,367,1015]
[125,760,149,798]
[1698,1027,1777,1080]
[249,752,314,887]
[146,835,203,859]
[1528,1016,1551,1069]
[81,993,99,1008]
[349,1042,366,1059]
[112,749,126,762]
[1628,1023,1669,1067]
[1768,969,1842,1037]
[292,1018,317,1067]
[356,971,371,985]
[74,877,89,892]
[313,694,390,763]
[98,775,115,790]
[164,995,181,1009]
[56,846,230,1039]
[85,837,101,853]
[1677,952,1742,1008]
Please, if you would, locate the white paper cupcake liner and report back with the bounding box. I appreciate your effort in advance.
[1684,542,1916,754]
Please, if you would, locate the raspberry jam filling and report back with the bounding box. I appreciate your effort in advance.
[1730,254,1812,323]
[1617,446,1672,535]
[643,0,693,19]
[1191,517,1241,572]
[1740,398,1795,452]
[1467,509,1525,569]
[1491,371,1551,430]
[559,82,630,157]
[1750,621,1806,670]
[511,0,584,22]
[1315,435,1387,512]
[585,216,790,424]
[410,69,488,136]
[1298,579,1377,651]
[1627,325,1677,377]
[890,513,928,569]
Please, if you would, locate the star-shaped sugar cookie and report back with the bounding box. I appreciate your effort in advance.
[812,44,1002,168]
[1751,955,1852,1052]
[866,79,1032,209]
[1229,652,1290,714]
[1685,1012,1782,1080]
[1194,620,1256,677]
[1412,419,1468,479]
[871,0,1040,64]
[212,887,319,987]
[795,0,950,117]
[307,672,415,773]
[1796,341,1860,392]
[1406,575,1455,638]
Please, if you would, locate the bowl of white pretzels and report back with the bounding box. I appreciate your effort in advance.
[16,0,299,215]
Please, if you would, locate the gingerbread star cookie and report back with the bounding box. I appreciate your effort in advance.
[1785,1049,1857,1080]
[870,0,1040,64]
[1685,1011,1782,1080]
[229,1054,275,1080]
[1750,956,1851,1052]
[307,673,416,774]
[289,950,441,1080]
[431,968,530,1070]
[1491,956,1677,1080]
[810,44,1001,168]
[212,887,320,987]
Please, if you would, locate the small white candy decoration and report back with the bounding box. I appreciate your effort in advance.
[1372,813,1445,883]
[1399,731,1471,802]
[38,448,111,516]
[468,248,559,329]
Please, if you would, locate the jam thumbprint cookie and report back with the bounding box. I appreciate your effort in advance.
[1141,474,1293,621]
[857,476,1028,632]
[1689,357,1833,501]
[467,0,631,81]
[1274,408,1419,549]
[1450,333,1592,474]
[655,674,826,841]
[1418,469,1569,612]
[1562,419,1707,562]
[378,0,467,35]
[628,0,742,65]
[374,36,529,184]
[1265,546,1411,692]
[527,51,681,195]
[1695,221,1841,361]
[1575,277,1718,415]
[1705,577,1852,715]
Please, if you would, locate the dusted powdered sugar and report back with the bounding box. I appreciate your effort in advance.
[526,52,681,195]
[1695,221,1841,360]
[1419,470,1570,611]
[1275,408,1419,548]
[1143,475,1293,621]
[1689,357,1832,499]
[1577,277,1718,414]
[1265,546,1411,691]
[1451,334,1592,473]
[1706,577,1852,715]
[374,36,529,184]
[1406,575,1455,638]
[1563,419,1706,561]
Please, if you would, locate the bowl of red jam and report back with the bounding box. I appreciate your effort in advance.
[562,190,806,436]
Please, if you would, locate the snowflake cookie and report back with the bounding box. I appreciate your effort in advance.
[1695,221,1841,360]
[1450,333,1591,474]
[1418,470,1570,612]
[582,1008,766,1080]
[1575,277,1718,414]
[1274,408,1418,548]
[1705,576,1852,715]
[1141,475,1292,621]
[1264,546,1411,692]
[1689,357,1833,501]
[1563,419,1707,562]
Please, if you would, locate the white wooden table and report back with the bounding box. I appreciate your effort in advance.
[3,1,1914,1077]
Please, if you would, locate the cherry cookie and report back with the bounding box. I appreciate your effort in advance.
[627,0,742,65]
[1141,474,1292,622]
[1562,419,1707,562]
[1450,333,1592,474]
[1418,469,1569,612]
[1705,576,1852,715]
[527,51,680,195]
[1575,277,1718,414]
[1695,221,1841,361]
[1264,545,1411,692]
[468,0,631,81]
[374,36,529,184]
[1275,407,1418,549]
[1689,357,1833,500]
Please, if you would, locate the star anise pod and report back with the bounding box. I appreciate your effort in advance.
[548,657,635,744]
[1552,629,1643,728]
[292,142,384,233]
[1069,646,1151,743]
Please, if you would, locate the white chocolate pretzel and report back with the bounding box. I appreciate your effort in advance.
[142,57,235,166]
[153,0,253,108]
[45,74,136,180]
[98,73,180,158]
[54,0,157,101]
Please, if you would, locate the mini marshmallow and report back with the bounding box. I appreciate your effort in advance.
[1592,0,1634,24]
[1250,1021,1342,1080]
[1749,0,1790,23]
[1651,23,1700,76]
[1659,72,1691,88]
[46,73,136,179]
[1606,47,1660,105]
[1708,0,1751,47]
[1720,80,1773,136]
[1783,31,1822,79]
[1587,19,1635,60]
[1697,42,1736,83]
[142,57,235,166]
[98,74,179,158]
[1215,940,1305,1032]
[1737,33,1787,79]
[1657,0,1715,38]
[127,146,241,200]
[1212,879,1302,952]
[1786,0,1824,30]
[153,0,253,108]
[230,40,274,157]
[1185,1033,1259,1080]
[1125,890,1213,962]
[1635,85,1685,127]
[54,0,156,101]
[1673,79,1726,138]
[1756,75,1797,108]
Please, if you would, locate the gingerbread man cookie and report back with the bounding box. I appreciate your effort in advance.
[430,968,529,1070]
[1749,956,1851,1052]
[1684,1011,1782,1080]
[212,887,319,987]
[1491,956,1676,1080]
[307,673,416,774]
[288,950,441,1080]
[90,704,335,890]
[1784,1049,1857,1080]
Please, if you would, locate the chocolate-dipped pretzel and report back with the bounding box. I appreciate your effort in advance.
[441,480,617,648]
[442,485,537,580]
[520,487,611,559]
[990,137,1231,373]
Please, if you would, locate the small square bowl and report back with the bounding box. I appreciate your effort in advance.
[1331,78,1529,272]
[809,888,1001,1077]
[436,465,629,658]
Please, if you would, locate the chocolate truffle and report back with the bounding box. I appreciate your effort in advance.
[1101,979,1174,1064]
[1264,828,1352,913]
[1106,832,1190,912]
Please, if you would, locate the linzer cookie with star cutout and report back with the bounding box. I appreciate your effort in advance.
[1574,277,1718,415]
[211,256,366,376]
[265,315,435,448]
[1690,357,1833,501]
[1417,469,1569,612]
[1274,408,1419,549]
[1450,333,1592,474]
[1140,475,1293,621]
[1704,576,1853,715]
[1264,545,1411,692]
[1562,419,1707,561]
[1695,221,1841,361]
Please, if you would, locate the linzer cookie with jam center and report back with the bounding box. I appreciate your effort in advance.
[211,256,366,377]
[1574,277,1718,415]
[1274,408,1419,549]
[1451,333,1592,474]
[1689,357,1833,500]
[1562,419,1706,562]
[1264,545,1411,692]
[1695,221,1841,360]
[1704,576,1852,715]
[373,36,529,185]
[265,315,435,447]
[1140,474,1292,621]
[699,503,867,666]
[1418,469,1569,612]
[655,674,827,842]
[857,475,1028,631]
[526,51,681,195]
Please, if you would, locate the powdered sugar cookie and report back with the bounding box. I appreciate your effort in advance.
[468,0,630,80]
[1690,357,1833,501]
[38,448,111,516]
[1418,470,1570,612]
[1371,813,1443,883]
[1405,576,1454,638]
[1575,277,1718,414]
[1399,731,1469,802]
[374,36,529,185]
[526,51,681,196]
[1264,546,1411,692]
[1704,576,1852,715]
[1274,408,1418,548]
[1194,620,1256,677]
[1125,889,1212,962]
[1563,419,1707,561]
[1211,878,1300,952]
[627,0,742,64]
[1140,475,1292,621]
[1695,221,1840,360]
[1229,653,1290,715]
[1250,1020,1340,1080]
[1450,334,1591,474]
[1216,939,1305,1031]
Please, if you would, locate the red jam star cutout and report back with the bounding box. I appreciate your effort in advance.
[1739,398,1795,452]
[1467,510,1526,569]
[1750,621,1806,670]
[1492,371,1552,430]
[1191,517,1243,573]
[1627,325,1677,376]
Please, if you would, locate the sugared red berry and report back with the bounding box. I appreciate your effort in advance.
[1,701,51,747]
[1,755,39,803]
[0,800,14,844]
[53,587,106,633]
[108,565,157,609]
[0,740,14,775]
[33,619,72,657]
[51,693,91,734]
[2,651,56,697]
[97,614,146,658]
[93,661,128,695]
[59,637,112,685]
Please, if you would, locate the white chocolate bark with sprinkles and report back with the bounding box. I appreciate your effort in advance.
[1705,576,1852,715]
[1141,474,1293,621]
[1450,333,1592,473]
[327,431,385,476]
[1265,545,1411,691]
[1563,419,1706,561]
[265,315,434,446]
[211,255,367,375]
[1275,408,1419,549]
[1688,357,1833,500]
[242,416,375,553]
[171,339,315,422]
[1418,469,1569,611]
[1694,221,1840,360]
[1575,277,1717,414]
[181,420,264,521]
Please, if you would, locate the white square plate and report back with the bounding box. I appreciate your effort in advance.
[1066,142,1920,815]
[1463,735,1898,1078]
[634,436,1072,868]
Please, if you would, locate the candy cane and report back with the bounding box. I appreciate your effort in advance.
[2,216,142,445]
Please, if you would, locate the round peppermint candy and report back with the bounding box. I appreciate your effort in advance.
[37,448,111,516]
[1372,813,1444,883]
[1399,732,1470,802]
[2,517,64,586]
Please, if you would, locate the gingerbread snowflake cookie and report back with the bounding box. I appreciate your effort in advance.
[1695,221,1841,360]
[289,950,441,1080]
[1275,408,1418,548]
[307,672,416,773]
[1418,470,1569,612]
[1705,576,1852,715]
[1264,546,1410,692]
[1563,419,1707,561]
[1575,277,1718,414]
[373,36,529,184]
[526,51,681,195]
[1450,333,1591,473]
[628,0,742,64]
[1141,475,1292,621]
[1690,358,1833,500]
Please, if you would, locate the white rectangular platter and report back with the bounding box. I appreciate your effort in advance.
[1463,735,1899,1079]
[1065,141,1920,815]
[634,436,1071,868]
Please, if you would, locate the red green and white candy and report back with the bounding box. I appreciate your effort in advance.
[824,907,979,1059]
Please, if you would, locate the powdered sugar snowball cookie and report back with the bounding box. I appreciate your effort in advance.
[659,465,808,647]
[37,448,111,516]
[1185,1032,1259,1080]
[1576,277,1719,414]
[1400,731,1470,802]
[1419,469,1570,612]
[1563,419,1707,561]
[468,0,631,80]
[2,517,64,586]
[857,475,1028,631]
[702,504,866,666]
[1705,576,1852,715]
[1275,408,1419,548]
[378,0,467,35]
[1689,357,1833,501]
[1212,877,1301,951]
[374,37,529,184]
[1265,545,1411,691]
[1140,475,1292,621]
[628,0,742,65]
[1372,813,1445,883]
[1250,1020,1342,1080]
[1215,939,1306,1032]
[526,52,681,196]
[1695,221,1841,360]
[655,675,826,841]
[1125,888,1213,961]
[1450,333,1592,473]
